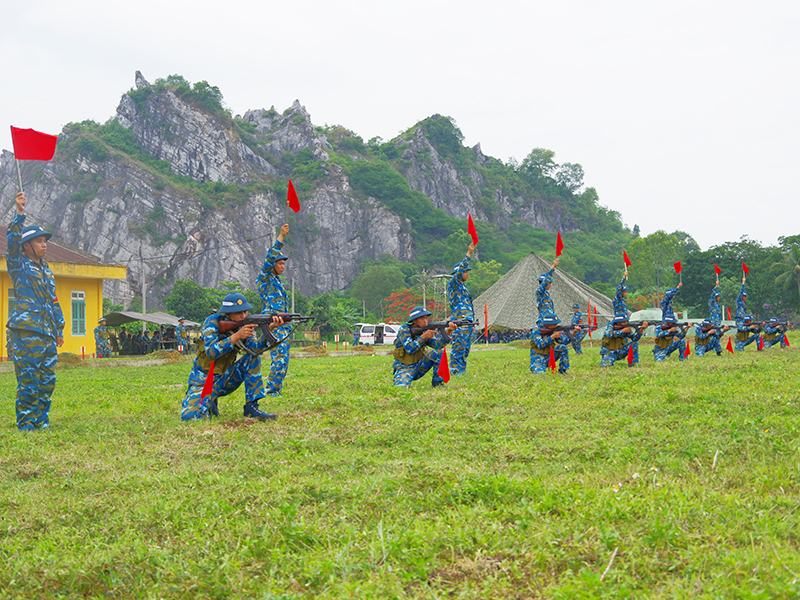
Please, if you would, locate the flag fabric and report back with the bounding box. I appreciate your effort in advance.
[785,335,790,348]
[484,301,489,342]
[627,344,634,365]
[10,126,58,161]
[287,180,301,213]
[727,307,732,321]
[758,335,764,351]
[674,261,682,274]
[202,360,215,399]
[714,263,721,274]
[726,338,734,353]
[438,347,451,383]
[684,341,691,358]
[742,262,749,274]
[548,346,556,372]
[555,232,564,257]
[623,251,632,267]
[467,213,479,245]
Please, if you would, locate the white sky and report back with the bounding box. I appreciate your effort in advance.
[3,0,798,251]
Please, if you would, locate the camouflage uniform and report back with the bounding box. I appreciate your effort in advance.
[762,319,788,349]
[734,285,759,351]
[6,213,65,431]
[660,287,679,320]
[176,323,189,354]
[709,286,723,325]
[652,322,689,362]
[181,313,276,420]
[94,323,111,358]
[392,323,449,387]
[695,320,724,357]
[257,239,290,396]
[613,275,629,318]
[448,252,474,375]
[530,331,571,373]
[600,320,643,367]
[535,268,555,326]
[570,309,588,354]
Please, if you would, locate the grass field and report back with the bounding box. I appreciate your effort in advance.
[1,340,799,599]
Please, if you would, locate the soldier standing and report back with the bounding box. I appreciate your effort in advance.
[448,242,475,375]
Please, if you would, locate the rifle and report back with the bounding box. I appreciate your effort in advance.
[409,319,479,337]
[611,320,649,331]
[658,322,691,330]
[218,312,315,337]
[540,323,591,342]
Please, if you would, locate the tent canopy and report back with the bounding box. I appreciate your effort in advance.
[101,311,200,327]
[472,252,615,330]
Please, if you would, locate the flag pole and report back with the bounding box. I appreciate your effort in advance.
[15,158,24,194]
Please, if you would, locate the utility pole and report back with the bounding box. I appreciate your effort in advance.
[139,245,147,333]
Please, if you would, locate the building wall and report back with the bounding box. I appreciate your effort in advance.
[1,273,115,360]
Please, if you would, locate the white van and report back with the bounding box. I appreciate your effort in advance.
[357,322,400,345]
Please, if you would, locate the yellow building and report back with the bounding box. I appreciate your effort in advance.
[0,227,127,359]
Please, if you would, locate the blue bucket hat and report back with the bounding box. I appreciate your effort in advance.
[220,292,253,314]
[275,253,289,262]
[20,224,52,244]
[572,303,580,309]
[769,317,778,323]
[742,290,748,297]
[662,315,678,324]
[99,318,107,324]
[612,315,628,324]
[743,314,753,321]
[702,318,713,326]
[178,316,185,321]
[541,313,561,326]
[408,306,432,322]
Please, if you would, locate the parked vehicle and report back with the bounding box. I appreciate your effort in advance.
[356,322,400,345]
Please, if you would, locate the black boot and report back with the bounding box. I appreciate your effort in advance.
[243,401,277,421]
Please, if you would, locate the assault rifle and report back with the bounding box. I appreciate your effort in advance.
[658,321,692,330]
[611,320,650,331]
[700,324,730,334]
[410,319,479,337]
[540,323,592,342]
[218,312,315,337]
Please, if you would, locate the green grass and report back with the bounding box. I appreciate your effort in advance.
[1,340,799,599]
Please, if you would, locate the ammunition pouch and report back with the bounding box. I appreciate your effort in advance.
[654,336,672,349]
[196,344,240,374]
[763,332,777,342]
[601,336,625,351]
[694,336,709,347]
[735,331,749,342]
[392,345,427,365]
[530,340,550,356]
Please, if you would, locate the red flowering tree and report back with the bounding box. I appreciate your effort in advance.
[384,289,445,322]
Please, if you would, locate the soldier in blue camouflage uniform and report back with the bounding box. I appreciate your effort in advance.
[94,318,111,358]
[530,313,579,374]
[695,318,729,357]
[535,258,559,326]
[734,277,761,351]
[257,224,291,396]
[392,306,456,388]
[569,303,589,354]
[613,271,630,318]
[660,282,682,320]
[762,318,788,349]
[653,315,692,362]
[600,315,649,367]
[176,317,189,354]
[709,279,723,326]
[448,242,475,375]
[6,192,65,431]
[181,293,281,421]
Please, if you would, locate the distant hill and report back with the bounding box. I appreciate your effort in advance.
[0,71,633,309]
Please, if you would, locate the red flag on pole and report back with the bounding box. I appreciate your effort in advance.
[467,213,479,245]
[484,301,489,342]
[683,340,691,358]
[202,360,216,399]
[10,126,58,160]
[548,346,556,372]
[438,347,451,383]
[587,298,592,319]
[627,344,635,365]
[287,180,301,213]
[555,232,564,257]
[758,335,764,351]
[726,337,734,353]
[727,307,732,321]
[673,261,682,274]
[714,263,721,274]
[784,334,790,348]
[623,251,632,267]
[742,262,749,274]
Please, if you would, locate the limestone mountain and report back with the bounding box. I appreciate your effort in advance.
[0,72,632,310]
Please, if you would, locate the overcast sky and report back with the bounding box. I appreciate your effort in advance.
[3,0,798,251]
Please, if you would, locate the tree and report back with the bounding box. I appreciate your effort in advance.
[771,244,800,312]
[627,231,682,306]
[466,260,503,297]
[347,264,407,311]
[555,162,584,193]
[520,148,556,181]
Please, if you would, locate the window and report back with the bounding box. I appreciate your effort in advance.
[71,291,86,336]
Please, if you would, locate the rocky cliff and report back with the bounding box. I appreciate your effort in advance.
[0,72,569,310]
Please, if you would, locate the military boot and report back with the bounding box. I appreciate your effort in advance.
[243,401,277,421]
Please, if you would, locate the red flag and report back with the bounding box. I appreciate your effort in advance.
[484,301,489,342]
[726,337,734,353]
[758,335,764,351]
[287,180,301,213]
[742,262,749,274]
[555,232,564,257]
[593,315,598,327]
[10,126,58,161]
[202,360,215,399]
[467,213,479,245]
[438,347,451,383]
[714,263,721,274]
[784,335,790,348]
[623,251,632,267]
[683,340,691,358]
[587,298,592,318]
[673,261,682,274]
[627,344,635,365]
[727,307,732,321]
[548,345,556,372]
